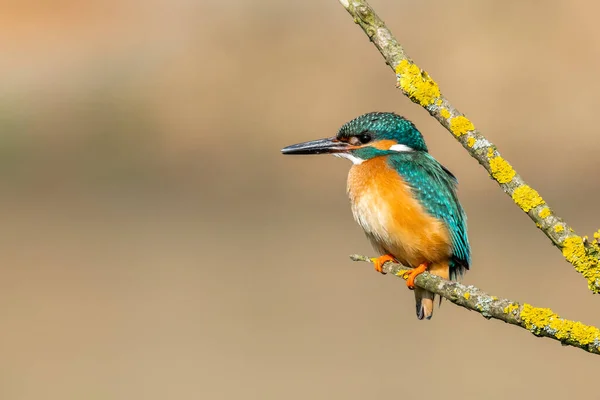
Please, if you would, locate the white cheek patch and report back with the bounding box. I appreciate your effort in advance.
[389,144,414,152]
[333,153,365,165]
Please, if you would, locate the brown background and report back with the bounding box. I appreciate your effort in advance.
[2,1,600,399]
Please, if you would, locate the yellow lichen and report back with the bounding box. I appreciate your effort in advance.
[487,148,494,157]
[489,156,516,184]
[396,60,440,106]
[467,137,476,148]
[511,185,545,212]
[594,230,600,241]
[562,236,600,293]
[536,223,542,228]
[520,303,600,348]
[503,303,520,314]
[538,207,551,219]
[449,116,475,137]
[436,99,443,106]
[395,268,410,279]
[440,108,451,119]
[463,292,471,300]
[555,225,564,233]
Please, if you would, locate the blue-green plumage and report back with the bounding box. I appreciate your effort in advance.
[387,152,470,279]
[339,112,428,152]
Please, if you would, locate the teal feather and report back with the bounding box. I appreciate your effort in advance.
[387,152,471,279]
[338,112,428,152]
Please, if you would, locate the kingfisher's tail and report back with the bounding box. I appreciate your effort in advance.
[414,288,435,320]
[413,261,450,320]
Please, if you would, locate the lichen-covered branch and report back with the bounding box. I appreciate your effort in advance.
[350,255,600,355]
[338,0,600,293]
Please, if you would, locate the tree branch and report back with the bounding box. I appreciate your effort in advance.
[338,0,600,293]
[350,255,600,355]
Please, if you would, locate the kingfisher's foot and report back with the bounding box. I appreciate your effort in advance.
[370,254,395,274]
[405,263,429,289]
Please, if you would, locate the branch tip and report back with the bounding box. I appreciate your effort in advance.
[349,254,600,355]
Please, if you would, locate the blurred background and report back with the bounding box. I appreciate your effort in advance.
[2,1,600,399]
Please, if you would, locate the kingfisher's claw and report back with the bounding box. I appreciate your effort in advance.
[370,254,395,275]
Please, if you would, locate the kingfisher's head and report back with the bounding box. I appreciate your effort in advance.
[281,112,427,164]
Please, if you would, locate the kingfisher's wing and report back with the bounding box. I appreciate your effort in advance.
[388,153,471,279]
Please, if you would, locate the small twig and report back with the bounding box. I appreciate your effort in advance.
[350,255,600,355]
[338,0,600,293]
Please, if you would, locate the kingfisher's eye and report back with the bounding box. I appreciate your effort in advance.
[350,133,371,145]
[359,133,371,143]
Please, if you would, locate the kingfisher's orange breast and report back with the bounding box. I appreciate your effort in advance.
[347,157,452,268]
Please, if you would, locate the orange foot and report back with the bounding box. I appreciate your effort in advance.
[370,254,395,274]
[405,263,430,290]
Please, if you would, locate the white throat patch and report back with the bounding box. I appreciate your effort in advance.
[389,144,414,152]
[333,153,364,165]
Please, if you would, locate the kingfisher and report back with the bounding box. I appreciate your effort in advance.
[281,112,470,320]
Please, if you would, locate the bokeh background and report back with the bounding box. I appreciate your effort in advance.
[2,1,600,399]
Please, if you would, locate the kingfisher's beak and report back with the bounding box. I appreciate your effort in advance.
[281,137,350,155]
